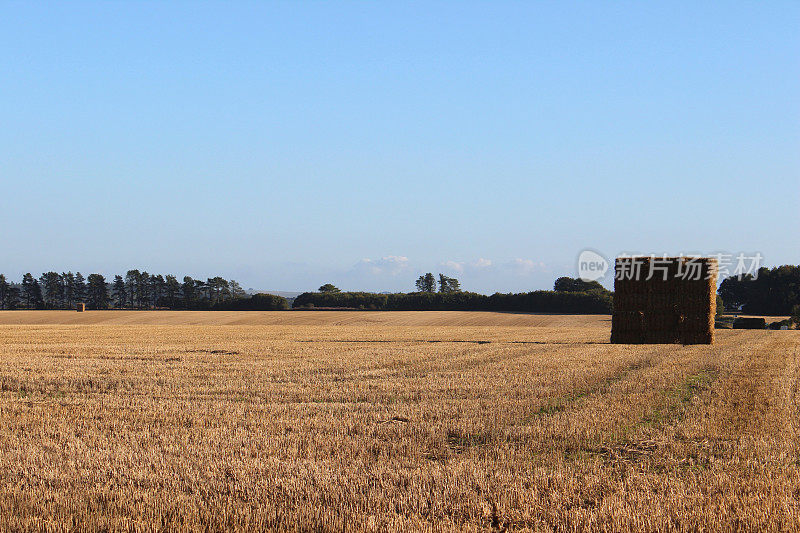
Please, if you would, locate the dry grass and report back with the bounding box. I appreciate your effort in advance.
[0,311,798,531]
[0,310,611,327]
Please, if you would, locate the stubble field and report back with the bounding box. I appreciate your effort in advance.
[0,310,798,531]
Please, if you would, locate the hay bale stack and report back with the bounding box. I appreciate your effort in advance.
[733,317,766,329]
[611,257,717,344]
[76,303,85,312]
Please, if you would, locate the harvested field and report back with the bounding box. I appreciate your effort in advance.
[0,311,798,530]
[0,310,611,328]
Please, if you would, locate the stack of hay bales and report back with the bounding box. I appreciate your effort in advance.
[611,256,717,344]
[76,303,85,312]
[733,317,766,329]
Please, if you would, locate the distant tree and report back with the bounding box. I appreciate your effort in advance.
[62,272,76,308]
[5,286,20,310]
[207,277,230,305]
[716,294,724,318]
[206,277,218,304]
[125,270,140,308]
[138,271,151,308]
[717,266,800,315]
[38,273,49,307]
[39,272,63,308]
[86,274,109,310]
[165,275,181,308]
[229,280,247,299]
[793,305,800,328]
[221,279,232,301]
[438,274,461,293]
[193,279,208,302]
[112,275,127,308]
[74,272,87,305]
[553,277,604,293]
[31,279,44,309]
[22,273,44,309]
[415,273,437,293]
[150,274,165,307]
[318,283,341,293]
[718,273,752,312]
[22,272,34,308]
[31,278,44,308]
[182,276,196,308]
[0,274,9,309]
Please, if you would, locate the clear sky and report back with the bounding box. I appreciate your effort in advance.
[1,2,797,293]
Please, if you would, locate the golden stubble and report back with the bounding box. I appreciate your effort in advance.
[0,311,797,531]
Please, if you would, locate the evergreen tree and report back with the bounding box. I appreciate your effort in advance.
[193,279,208,304]
[86,274,109,310]
[31,279,44,309]
[5,286,19,310]
[137,271,150,308]
[415,273,437,292]
[21,273,33,307]
[165,275,181,308]
[74,272,87,304]
[150,274,165,307]
[112,275,127,308]
[0,274,9,309]
[21,273,44,308]
[207,277,230,305]
[438,274,461,293]
[229,280,247,299]
[40,272,63,308]
[62,272,76,308]
[125,270,140,308]
[182,276,196,308]
[318,283,341,293]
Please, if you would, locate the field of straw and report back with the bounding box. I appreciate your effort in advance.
[0,310,798,531]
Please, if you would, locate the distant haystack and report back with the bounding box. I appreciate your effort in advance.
[733,317,766,329]
[76,303,85,312]
[611,256,717,344]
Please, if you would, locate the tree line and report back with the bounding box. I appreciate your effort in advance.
[718,265,800,315]
[293,276,613,314]
[0,271,287,310]
[7,266,798,316]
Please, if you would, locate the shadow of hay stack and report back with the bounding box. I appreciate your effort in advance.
[611,257,717,345]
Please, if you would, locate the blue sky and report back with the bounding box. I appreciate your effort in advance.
[1,2,797,292]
